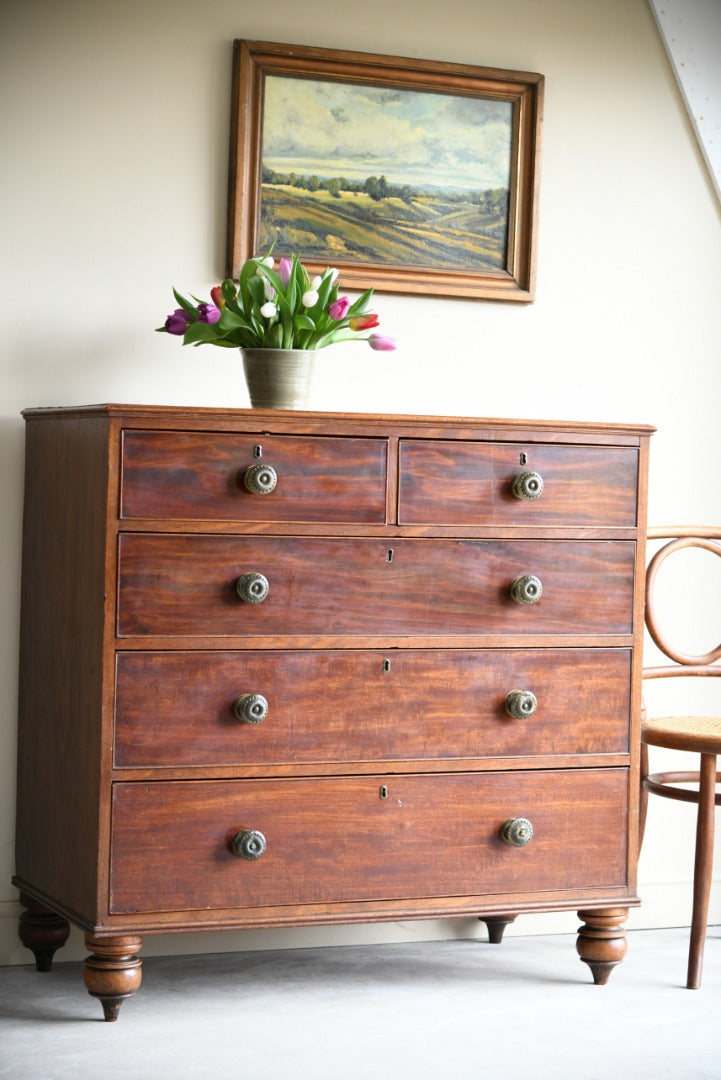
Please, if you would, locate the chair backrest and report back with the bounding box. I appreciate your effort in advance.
[643,527,721,687]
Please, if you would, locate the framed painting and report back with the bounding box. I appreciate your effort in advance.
[227,40,544,301]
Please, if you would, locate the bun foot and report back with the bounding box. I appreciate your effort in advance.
[479,914,517,944]
[576,907,628,984]
[84,935,143,1021]
[18,893,70,971]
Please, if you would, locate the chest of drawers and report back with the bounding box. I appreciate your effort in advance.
[14,405,652,1020]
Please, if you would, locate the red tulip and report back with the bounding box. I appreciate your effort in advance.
[349,313,379,331]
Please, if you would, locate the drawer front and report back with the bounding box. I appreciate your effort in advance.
[117,536,636,637]
[114,648,631,767]
[109,769,628,914]
[398,440,639,526]
[120,431,388,523]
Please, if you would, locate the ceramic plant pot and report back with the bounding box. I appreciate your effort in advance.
[241,348,317,410]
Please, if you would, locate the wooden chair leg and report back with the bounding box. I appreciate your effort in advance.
[687,752,717,989]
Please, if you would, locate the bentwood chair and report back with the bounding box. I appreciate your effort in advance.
[639,527,721,989]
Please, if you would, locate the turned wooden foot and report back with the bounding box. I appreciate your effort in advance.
[576,907,629,985]
[18,892,70,972]
[479,914,517,944]
[84,935,143,1021]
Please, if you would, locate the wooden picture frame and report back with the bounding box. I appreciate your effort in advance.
[227,40,544,302]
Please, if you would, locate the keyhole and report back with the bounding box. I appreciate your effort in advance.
[379,785,388,799]
[387,548,394,562]
[520,452,527,465]
[383,658,391,672]
[253,444,262,458]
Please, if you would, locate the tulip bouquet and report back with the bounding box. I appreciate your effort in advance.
[157,253,396,352]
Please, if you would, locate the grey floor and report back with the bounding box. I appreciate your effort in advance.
[1,927,719,1080]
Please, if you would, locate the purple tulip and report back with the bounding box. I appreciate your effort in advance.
[368,333,397,351]
[198,303,221,325]
[328,295,350,321]
[165,308,190,335]
[278,258,292,286]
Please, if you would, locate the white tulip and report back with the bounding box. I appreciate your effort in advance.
[302,290,319,308]
[260,301,277,318]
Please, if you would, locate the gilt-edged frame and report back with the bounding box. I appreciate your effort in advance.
[227,40,544,302]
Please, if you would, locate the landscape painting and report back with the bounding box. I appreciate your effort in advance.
[258,75,513,275]
[228,42,544,300]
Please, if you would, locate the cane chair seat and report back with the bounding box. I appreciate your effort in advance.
[643,716,721,757]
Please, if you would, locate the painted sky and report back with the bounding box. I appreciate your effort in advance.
[261,75,513,191]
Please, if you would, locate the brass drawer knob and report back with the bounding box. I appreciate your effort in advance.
[243,462,277,495]
[231,829,267,860]
[236,572,269,604]
[505,689,538,720]
[510,574,543,605]
[511,470,544,500]
[501,818,534,847]
[233,693,268,724]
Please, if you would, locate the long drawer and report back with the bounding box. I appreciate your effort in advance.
[116,537,636,638]
[114,648,631,767]
[398,440,639,526]
[109,769,629,914]
[120,431,388,523]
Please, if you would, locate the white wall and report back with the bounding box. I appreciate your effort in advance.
[1,0,720,965]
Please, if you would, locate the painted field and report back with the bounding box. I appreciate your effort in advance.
[258,184,508,273]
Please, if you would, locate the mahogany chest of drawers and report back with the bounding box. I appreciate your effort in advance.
[13,405,652,1020]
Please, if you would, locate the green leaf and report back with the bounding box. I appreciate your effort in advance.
[247,275,265,306]
[225,294,247,318]
[314,327,366,348]
[239,257,260,314]
[257,264,284,297]
[266,323,284,347]
[183,321,220,346]
[347,289,373,316]
[219,308,254,332]
[315,273,335,312]
[172,288,198,317]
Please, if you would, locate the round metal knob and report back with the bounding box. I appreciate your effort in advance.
[243,462,277,495]
[505,689,538,720]
[511,470,544,500]
[233,693,268,724]
[236,572,269,604]
[510,574,543,605]
[230,829,267,860]
[501,818,534,847]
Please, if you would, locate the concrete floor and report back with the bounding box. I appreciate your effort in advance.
[1,927,719,1080]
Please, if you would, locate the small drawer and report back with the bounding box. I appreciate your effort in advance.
[116,536,636,638]
[120,431,388,523]
[398,440,639,526]
[109,769,629,914]
[114,648,631,768]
